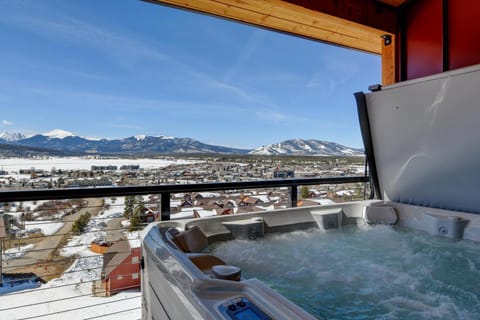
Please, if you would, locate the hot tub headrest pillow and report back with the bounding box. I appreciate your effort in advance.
[173,225,209,253]
[363,206,398,225]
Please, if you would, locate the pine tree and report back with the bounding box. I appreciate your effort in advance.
[71,211,91,234]
[301,186,310,199]
[128,199,144,231]
[124,195,135,219]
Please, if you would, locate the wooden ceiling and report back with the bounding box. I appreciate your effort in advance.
[148,0,395,54]
[147,0,399,84]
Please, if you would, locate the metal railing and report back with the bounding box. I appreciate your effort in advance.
[0,176,370,220]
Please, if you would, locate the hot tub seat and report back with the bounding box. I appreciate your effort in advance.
[166,226,241,281]
[168,225,208,253]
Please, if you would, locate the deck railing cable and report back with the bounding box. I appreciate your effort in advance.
[15,294,141,320]
[2,250,135,270]
[1,260,140,285]
[0,283,141,312]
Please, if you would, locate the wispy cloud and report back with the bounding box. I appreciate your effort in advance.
[223,29,266,82]
[1,6,168,70]
[207,81,250,100]
[22,84,250,117]
[255,110,287,122]
[1,2,276,115]
[306,74,336,90]
[2,120,13,126]
[306,59,361,92]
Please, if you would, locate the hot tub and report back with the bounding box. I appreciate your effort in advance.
[141,200,480,319]
[211,224,480,319]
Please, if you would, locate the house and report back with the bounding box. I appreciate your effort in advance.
[0,215,6,239]
[142,206,159,223]
[179,200,193,208]
[195,199,224,210]
[94,235,141,296]
[273,169,295,179]
[237,196,264,207]
[91,165,118,171]
[215,208,233,216]
[225,200,236,208]
[297,199,321,207]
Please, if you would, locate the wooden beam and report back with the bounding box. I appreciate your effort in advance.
[382,34,396,85]
[148,0,392,54]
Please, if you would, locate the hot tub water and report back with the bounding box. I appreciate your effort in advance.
[210,225,480,319]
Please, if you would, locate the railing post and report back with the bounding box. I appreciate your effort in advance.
[160,192,170,221]
[289,185,298,208]
[0,239,2,287]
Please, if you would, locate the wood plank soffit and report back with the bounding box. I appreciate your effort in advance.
[148,0,395,54]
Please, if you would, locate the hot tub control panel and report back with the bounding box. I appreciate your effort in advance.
[219,297,271,320]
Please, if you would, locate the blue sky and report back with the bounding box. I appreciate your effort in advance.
[0,0,380,149]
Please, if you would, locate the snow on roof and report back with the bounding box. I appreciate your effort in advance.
[171,200,182,207]
[179,207,216,218]
[173,193,185,199]
[255,195,271,203]
[126,231,141,248]
[336,190,354,196]
[310,199,336,205]
[197,192,221,198]
[171,210,194,220]
[194,208,216,218]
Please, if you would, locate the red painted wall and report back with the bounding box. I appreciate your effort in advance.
[107,248,141,295]
[449,0,480,69]
[402,0,480,81]
[404,0,443,80]
[285,0,398,33]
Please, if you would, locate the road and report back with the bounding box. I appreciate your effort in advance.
[3,198,104,279]
[104,216,125,242]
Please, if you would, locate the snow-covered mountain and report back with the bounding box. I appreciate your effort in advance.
[10,130,249,155]
[1,130,363,156]
[249,139,363,156]
[43,129,75,139]
[0,131,27,142]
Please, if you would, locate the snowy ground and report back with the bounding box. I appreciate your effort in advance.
[24,220,64,236]
[0,197,141,320]
[0,253,141,320]
[61,198,125,257]
[2,244,35,261]
[0,157,199,172]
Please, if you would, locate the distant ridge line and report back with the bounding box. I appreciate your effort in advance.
[0,130,363,156]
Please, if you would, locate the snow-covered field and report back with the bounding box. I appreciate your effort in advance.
[0,197,141,320]
[24,220,64,236]
[2,244,35,261]
[0,254,141,320]
[61,198,125,257]
[0,157,199,172]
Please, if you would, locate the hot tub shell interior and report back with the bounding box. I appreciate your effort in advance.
[141,199,480,320]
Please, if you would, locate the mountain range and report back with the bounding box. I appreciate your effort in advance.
[0,129,363,156]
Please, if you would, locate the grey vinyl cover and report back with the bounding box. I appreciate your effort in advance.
[364,64,480,213]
